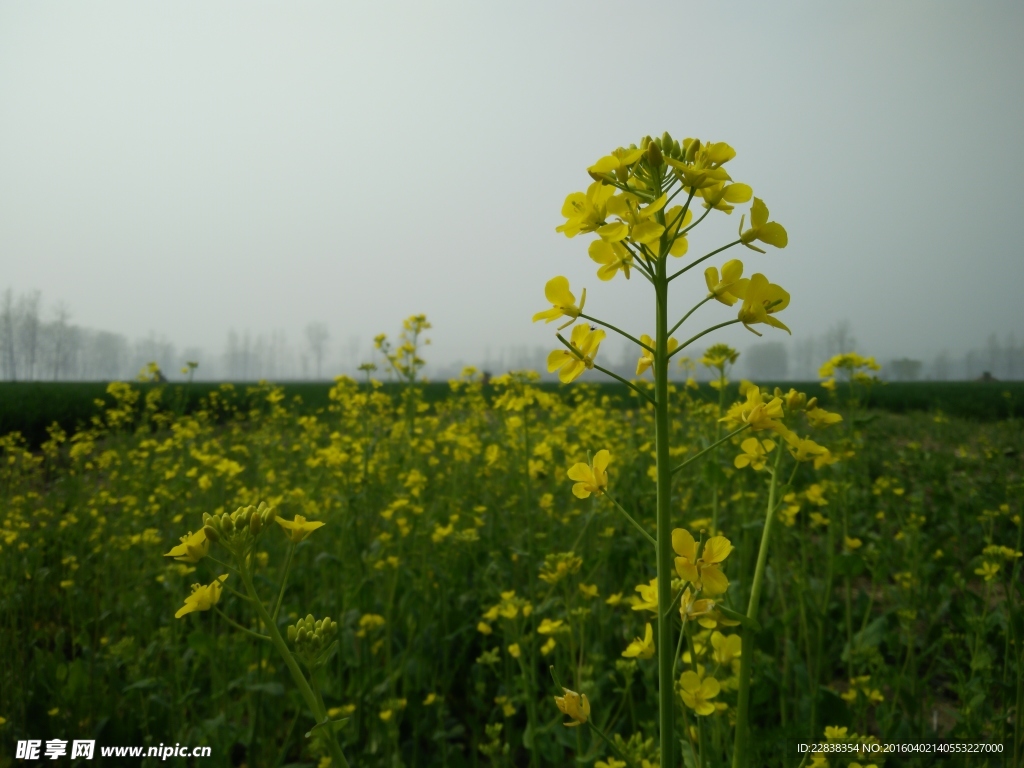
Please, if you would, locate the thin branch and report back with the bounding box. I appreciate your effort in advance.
[215,606,271,641]
[668,319,743,360]
[592,364,656,405]
[668,296,713,338]
[603,490,657,547]
[668,239,742,283]
[670,424,750,476]
[578,313,653,353]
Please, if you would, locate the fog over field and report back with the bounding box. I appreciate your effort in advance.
[2,2,1022,381]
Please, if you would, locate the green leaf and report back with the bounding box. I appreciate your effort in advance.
[716,605,762,633]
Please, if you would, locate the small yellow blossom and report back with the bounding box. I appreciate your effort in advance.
[704,260,745,306]
[507,643,521,659]
[632,578,659,612]
[738,197,788,253]
[164,529,209,563]
[622,622,655,659]
[679,670,721,715]
[540,637,557,656]
[537,618,564,635]
[175,575,228,619]
[568,450,610,498]
[275,514,326,543]
[532,276,586,330]
[635,334,679,376]
[548,324,606,384]
[553,687,590,727]
[734,437,776,471]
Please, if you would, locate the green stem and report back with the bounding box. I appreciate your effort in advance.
[669,296,714,338]
[602,489,657,547]
[653,223,676,768]
[239,567,351,768]
[732,446,783,768]
[272,541,297,623]
[669,320,744,360]
[213,606,271,641]
[579,313,654,353]
[668,239,743,283]
[593,364,657,405]
[671,424,750,476]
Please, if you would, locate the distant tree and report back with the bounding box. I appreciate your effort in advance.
[744,342,789,380]
[18,291,41,380]
[305,322,330,379]
[931,350,951,381]
[889,358,923,381]
[824,320,857,358]
[50,303,73,380]
[1,289,17,380]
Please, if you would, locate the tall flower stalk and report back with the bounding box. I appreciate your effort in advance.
[541,133,793,767]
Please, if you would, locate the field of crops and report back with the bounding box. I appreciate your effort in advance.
[0,365,1021,767]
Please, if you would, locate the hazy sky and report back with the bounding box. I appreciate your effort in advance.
[2,1,1022,371]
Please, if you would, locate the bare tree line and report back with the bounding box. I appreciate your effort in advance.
[0,290,1020,382]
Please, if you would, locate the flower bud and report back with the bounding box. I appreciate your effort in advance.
[288,625,297,642]
[202,525,219,543]
[684,138,700,163]
[250,514,262,535]
[647,141,663,168]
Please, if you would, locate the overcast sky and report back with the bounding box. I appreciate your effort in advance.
[2,1,1022,372]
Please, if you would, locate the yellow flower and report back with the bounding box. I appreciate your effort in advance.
[175,575,228,619]
[605,592,623,606]
[805,406,843,428]
[975,561,1000,581]
[540,637,557,656]
[477,621,493,635]
[547,324,606,384]
[736,273,791,335]
[635,335,678,376]
[679,670,721,715]
[622,622,655,659]
[824,725,848,740]
[532,276,587,330]
[537,618,564,635]
[673,528,733,596]
[679,587,717,628]
[553,688,590,727]
[567,449,610,498]
[578,583,599,599]
[844,536,863,551]
[588,240,633,281]
[721,386,785,432]
[557,180,616,238]
[711,632,742,666]
[705,260,745,306]
[631,578,658,613]
[164,529,209,563]
[734,437,776,471]
[507,643,521,659]
[699,181,753,214]
[666,139,736,190]
[596,759,627,768]
[738,198,788,253]
[275,514,325,543]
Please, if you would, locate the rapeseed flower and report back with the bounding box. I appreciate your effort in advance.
[554,688,590,727]
[704,260,745,306]
[589,240,633,281]
[734,437,776,471]
[635,335,678,376]
[275,514,325,543]
[557,181,616,238]
[164,529,209,563]
[175,575,228,619]
[738,198,788,253]
[673,529,733,596]
[548,324,606,383]
[632,578,658,613]
[736,273,791,335]
[622,622,655,659]
[679,670,721,715]
[568,450,610,498]
[532,276,587,329]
